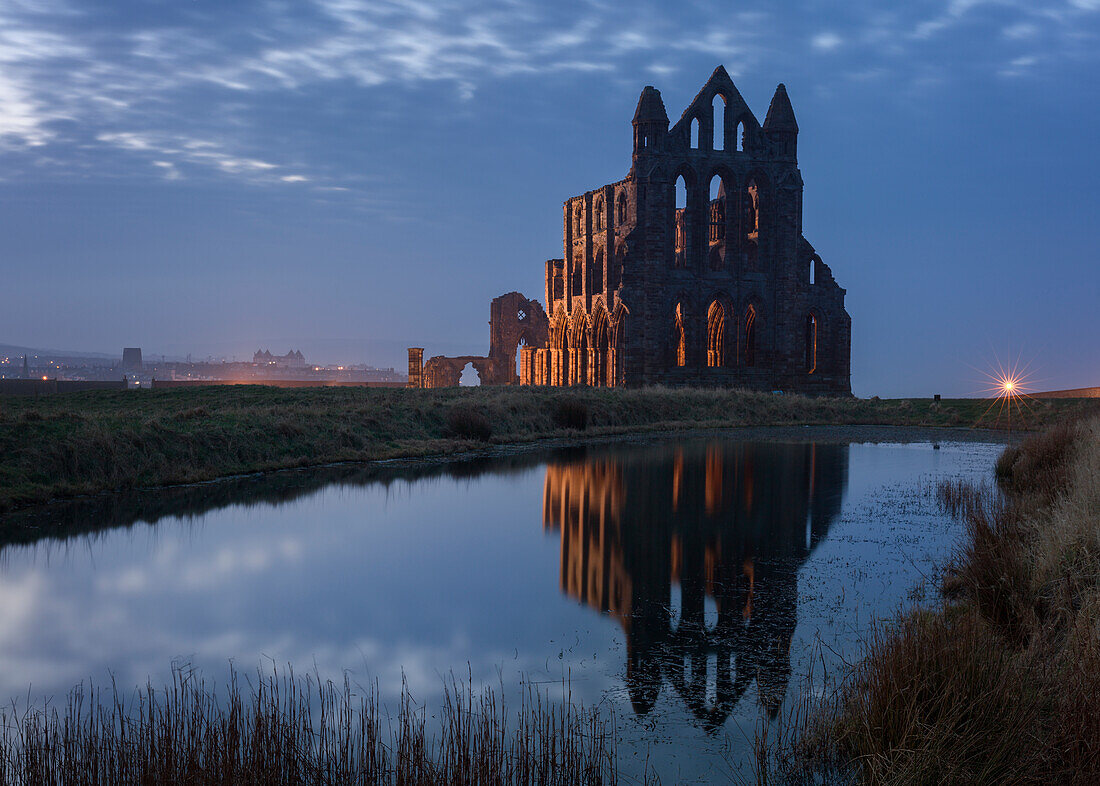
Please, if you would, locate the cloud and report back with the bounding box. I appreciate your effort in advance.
[1003,22,1039,39]
[999,54,1040,76]
[97,131,285,182]
[912,0,997,40]
[0,0,1095,188]
[153,160,180,180]
[812,32,844,51]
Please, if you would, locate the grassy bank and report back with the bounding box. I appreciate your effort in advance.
[0,666,627,785]
[2,385,1095,514]
[760,416,1100,784]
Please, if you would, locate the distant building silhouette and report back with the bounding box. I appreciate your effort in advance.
[253,349,306,369]
[121,347,143,372]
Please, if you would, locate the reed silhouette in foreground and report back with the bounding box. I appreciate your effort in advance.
[753,416,1100,785]
[0,666,631,785]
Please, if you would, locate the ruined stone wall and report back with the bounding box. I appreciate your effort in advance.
[411,67,851,395]
[532,66,850,394]
[412,292,548,388]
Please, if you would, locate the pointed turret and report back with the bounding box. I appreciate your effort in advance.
[763,84,798,132]
[632,86,668,157]
[763,84,798,160]
[632,86,668,125]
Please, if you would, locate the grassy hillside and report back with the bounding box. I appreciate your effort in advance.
[1,385,1095,513]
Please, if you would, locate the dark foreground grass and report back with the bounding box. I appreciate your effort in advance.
[0,666,628,786]
[1,385,1096,514]
[755,415,1100,785]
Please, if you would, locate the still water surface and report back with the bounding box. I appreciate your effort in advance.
[1,436,1001,781]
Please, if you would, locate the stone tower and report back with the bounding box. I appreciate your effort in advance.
[410,67,851,394]
[532,66,851,394]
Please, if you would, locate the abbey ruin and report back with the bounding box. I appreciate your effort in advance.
[409,66,851,394]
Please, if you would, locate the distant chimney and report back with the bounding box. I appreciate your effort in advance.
[122,347,143,372]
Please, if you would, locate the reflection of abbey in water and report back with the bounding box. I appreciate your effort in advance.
[543,441,848,729]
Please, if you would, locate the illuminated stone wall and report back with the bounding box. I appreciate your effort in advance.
[411,66,851,393]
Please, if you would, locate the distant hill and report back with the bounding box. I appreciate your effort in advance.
[1033,387,1100,399]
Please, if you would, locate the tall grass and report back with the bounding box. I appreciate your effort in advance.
[0,666,627,785]
[755,415,1100,785]
[3,385,1095,514]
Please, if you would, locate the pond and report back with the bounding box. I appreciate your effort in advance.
[0,432,1003,782]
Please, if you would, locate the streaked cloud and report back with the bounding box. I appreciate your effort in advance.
[0,0,1094,188]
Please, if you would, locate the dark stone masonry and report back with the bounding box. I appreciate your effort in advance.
[411,66,851,394]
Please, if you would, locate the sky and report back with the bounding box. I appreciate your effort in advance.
[0,0,1097,397]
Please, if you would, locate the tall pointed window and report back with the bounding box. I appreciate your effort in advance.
[675,176,688,268]
[745,305,757,367]
[674,304,686,367]
[613,244,625,289]
[805,314,817,373]
[707,301,725,367]
[712,95,725,150]
[690,117,700,149]
[709,175,725,243]
[746,179,759,238]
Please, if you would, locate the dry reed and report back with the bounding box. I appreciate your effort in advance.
[0,665,627,785]
[754,415,1100,785]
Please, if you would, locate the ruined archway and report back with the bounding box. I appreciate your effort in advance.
[570,311,590,385]
[593,308,611,387]
[488,292,548,385]
[459,362,481,386]
[515,335,529,379]
[612,304,629,387]
[551,309,569,386]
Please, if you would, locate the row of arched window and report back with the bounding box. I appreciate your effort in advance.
[565,245,624,299]
[573,192,629,235]
[545,307,629,387]
[674,174,760,269]
[687,95,749,152]
[670,302,820,373]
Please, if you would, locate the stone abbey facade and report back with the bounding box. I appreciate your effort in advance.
[410,66,850,394]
